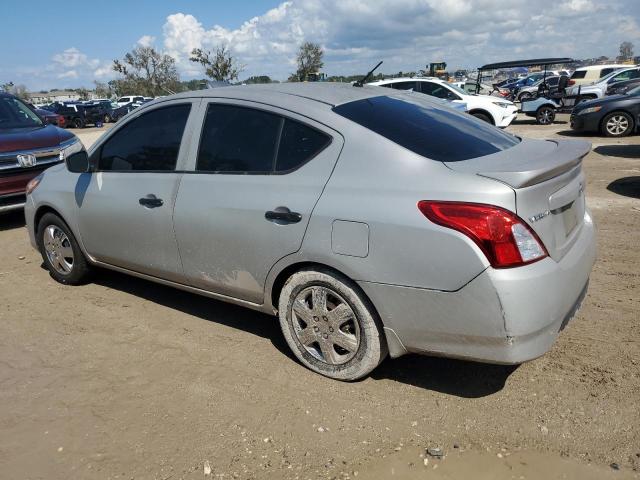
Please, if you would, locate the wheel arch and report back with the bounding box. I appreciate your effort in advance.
[468,108,495,125]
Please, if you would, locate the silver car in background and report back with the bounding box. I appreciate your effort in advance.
[24,83,596,380]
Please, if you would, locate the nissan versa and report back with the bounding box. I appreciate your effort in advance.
[24,83,597,380]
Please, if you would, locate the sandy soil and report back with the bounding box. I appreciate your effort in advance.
[0,115,638,479]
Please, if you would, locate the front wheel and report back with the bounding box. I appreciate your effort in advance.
[519,92,532,101]
[536,106,556,125]
[37,213,92,285]
[73,117,84,129]
[104,114,111,123]
[278,269,387,381]
[601,112,633,137]
[471,112,492,124]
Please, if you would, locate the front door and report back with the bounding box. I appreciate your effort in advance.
[78,102,194,281]
[173,101,343,304]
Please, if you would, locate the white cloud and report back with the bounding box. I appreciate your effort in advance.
[57,70,78,79]
[157,0,640,80]
[52,47,99,69]
[137,35,156,47]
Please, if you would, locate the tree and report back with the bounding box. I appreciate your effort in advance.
[620,41,634,61]
[1,81,14,93]
[76,88,90,101]
[112,46,180,97]
[1,81,29,100]
[292,42,324,82]
[243,75,273,84]
[94,81,114,99]
[189,45,244,82]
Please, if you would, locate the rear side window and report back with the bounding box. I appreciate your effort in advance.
[99,104,191,171]
[276,119,331,171]
[599,68,615,77]
[390,81,418,91]
[197,104,331,173]
[333,96,519,162]
[570,70,587,79]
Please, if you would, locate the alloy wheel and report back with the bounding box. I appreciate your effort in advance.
[43,225,74,275]
[606,115,630,136]
[291,286,360,365]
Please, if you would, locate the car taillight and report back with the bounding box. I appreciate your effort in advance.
[568,79,575,86]
[417,201,548,268]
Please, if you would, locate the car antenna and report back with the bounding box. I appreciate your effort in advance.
[354,61,383,87]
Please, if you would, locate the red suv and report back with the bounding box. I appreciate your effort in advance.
[0,92,78,213]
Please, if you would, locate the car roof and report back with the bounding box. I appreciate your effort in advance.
[170,82,387,107]
[574,64,631,71]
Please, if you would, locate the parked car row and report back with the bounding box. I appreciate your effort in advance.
[37,95,153,128]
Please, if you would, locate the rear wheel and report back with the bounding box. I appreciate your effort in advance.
[536,106,556,125]
[73,117,84,129]
[37,213,92,285]
[278,269,387,381]
[519,92,532,101]
[601,112,633,137]
[471,112,492,124]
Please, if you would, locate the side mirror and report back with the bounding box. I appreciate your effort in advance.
[66,150,89,173]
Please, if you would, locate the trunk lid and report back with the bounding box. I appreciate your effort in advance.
[445,138,591,261]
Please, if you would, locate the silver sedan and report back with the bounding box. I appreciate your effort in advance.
[24,83,596,380]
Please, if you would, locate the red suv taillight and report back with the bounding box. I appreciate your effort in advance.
[417,201,548,268]
[568,79,576,86]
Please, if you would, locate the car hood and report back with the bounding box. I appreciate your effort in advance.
[574,94,628,111]
[0,124,75,153]
[473,94,514,105]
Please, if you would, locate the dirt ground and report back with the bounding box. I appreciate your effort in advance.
[0,116,638,479]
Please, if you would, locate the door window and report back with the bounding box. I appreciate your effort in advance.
[197,104,331,174]
[599,68,616,78]
[276,119,331,172]
[99,104,191,171]
[419,82,459,100]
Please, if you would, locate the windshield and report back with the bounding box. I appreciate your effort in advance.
[447,82,468,96]
[0,96,43,129]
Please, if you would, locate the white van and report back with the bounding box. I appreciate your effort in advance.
[568,64,629,87]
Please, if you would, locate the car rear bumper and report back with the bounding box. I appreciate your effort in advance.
[359,209,597,364]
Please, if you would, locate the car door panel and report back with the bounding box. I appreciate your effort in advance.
[78,100,198,282]
[173,101,344,304]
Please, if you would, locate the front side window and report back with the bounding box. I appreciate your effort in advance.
[420,82,458,100]
[99,104,191,171]
[0,96,43,129]
[333,95,520,162]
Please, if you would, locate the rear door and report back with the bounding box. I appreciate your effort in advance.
[78,101,197,281]
[173,100,343,304]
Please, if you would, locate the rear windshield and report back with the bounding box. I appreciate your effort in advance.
[332,95,519,162]
[570,70,587,79]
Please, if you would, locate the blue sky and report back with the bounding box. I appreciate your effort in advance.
[2,0,639,91]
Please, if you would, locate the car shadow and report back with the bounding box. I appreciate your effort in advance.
[371,354,518,398]
[607,176,640,199]
[594,144,640,159]
[511,118,568,126]
[0,210,26,231]
[93,268,518,397]
[94,269,295,360]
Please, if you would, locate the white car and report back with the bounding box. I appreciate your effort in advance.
[369,77,518,127]
[566,66,640,99]
[116,95,145,107]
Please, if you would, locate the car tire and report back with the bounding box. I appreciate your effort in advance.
[536,106,556,125]
[519,92,532,101]
[37,213,92,285]
[601,111,633,137]
[278,268,388,381]
[104,114,111,123]
[73,117,84,129]
[471,112,492,124]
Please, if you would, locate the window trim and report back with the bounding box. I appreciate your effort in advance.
[94,102,193,173]
[193,101,333,176]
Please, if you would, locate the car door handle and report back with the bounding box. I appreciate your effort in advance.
[265,207,302,224]
[139,195,164,208]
